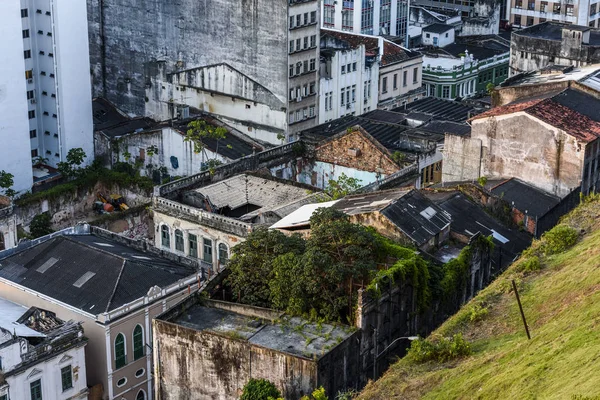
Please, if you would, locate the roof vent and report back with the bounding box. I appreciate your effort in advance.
[73,272,96,288]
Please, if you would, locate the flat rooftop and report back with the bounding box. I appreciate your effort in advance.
[514,22,600,45]
[169,300,355,358]
[0,297,45,338]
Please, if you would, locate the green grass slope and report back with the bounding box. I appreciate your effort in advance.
[359,197,600,400]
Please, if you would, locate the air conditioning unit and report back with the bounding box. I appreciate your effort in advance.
[27,79,33,84]
[346,103,351,109]
[296,96,302,102]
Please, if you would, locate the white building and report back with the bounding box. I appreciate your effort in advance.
[322,0,410,41]
[509,0,600,28]
[0,298,88,400]
[0,1,35,194]
[4,0,94,184]
[421,23,455,47]
[319,30,380,123]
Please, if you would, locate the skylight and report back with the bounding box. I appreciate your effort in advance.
[36,257,58,274]
[73,271,96,288]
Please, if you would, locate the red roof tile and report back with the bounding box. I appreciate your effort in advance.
[468,98,544,121]
[527,99,600,142]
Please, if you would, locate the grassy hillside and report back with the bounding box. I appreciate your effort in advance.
[358,196,600,400]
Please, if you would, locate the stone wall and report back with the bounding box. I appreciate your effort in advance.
[87,0,288,117]
[442,134,482,184]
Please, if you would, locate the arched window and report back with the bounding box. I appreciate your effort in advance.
[133,325,144,360]
[175,229,184,252]
[218,243,228,264]
[136,390,146,400]
[115,333,126,369]
[161,225,170,248]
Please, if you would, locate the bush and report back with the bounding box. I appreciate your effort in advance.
[540,224,578,255]
[29,213,54,238]
[407,333,471,363]
[240,379,282,400]
[517,255,541,273]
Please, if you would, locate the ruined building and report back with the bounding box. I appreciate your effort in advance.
[87,0,320,143]
[510,22,600,74]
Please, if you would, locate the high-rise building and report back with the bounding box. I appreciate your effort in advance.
[0,1,34,193]
[322,0,410,41]
[88,0,321,144]
[509,0,600,28]
[19,0,93,170]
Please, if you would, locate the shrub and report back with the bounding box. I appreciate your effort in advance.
[540,224,578,255]
[301,387,329,400]
[240,379,282,400]
[478,176,488,187]
[407,333,471,363]
[517,255,541,273]
[466,303,489,323]
[29,213,54,238]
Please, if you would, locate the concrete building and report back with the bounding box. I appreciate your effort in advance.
[0,299,88,400]
[322,0,411,41]
[0,1,36,194]
[422,23,456,47]
[0,225,208,400]
[509,22,600,75]
[509,0,600,28]
[153,173,322,264]
[0,198,18,252]
[92,99,263,180]
[443,87,600,197]
[422,36,510,98]
[153,296,361,399]
[18,0,93,170]
[87,0,321,144]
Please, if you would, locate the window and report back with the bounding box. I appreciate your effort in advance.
[30,129,37,138]
[30,379,42,400]
[341,65,346,74]
[135,368,145,378]
[289,64,294,77]
[382,77,388,93]
[526,16,534,26]
[25,70,33,79]
[445,32,449,38]
[303,36,308,49]
[36,9,42,14]
[426,33,430,38]
[136,390,146,400]
[310,11,316,23]
[31,149,38,158]
[352,62,357,71]
[28,110,35,119]
[23,29,30,38]
[161,225,170,248]
[175,229,184,252]
[115,333,126,369]
[403,70,408,87]
[309,82,315,95]
[117,378,127,387]
[61,365,73,391]
[39,51,45,55]
[38,30,43,35]
[393,74,398,89]
[133,325,144,360]
[219,243,228,264]
[189,234,198,258]
[309,105,315,117]
[310,35,316,47]
[309,58,316,71]
[46,32,52,37]
[303,60,308,73]
[21,8,28,17]
[442,85,450,98]
[296,62,301,75]
[27,90,34,100]
[24,50,31,59]
[41,71,46,76]
[341,88,346,105]
[289,16,294,28]
[304,13,309,25]
[413,67,419,83]
[351,85,356,102]
[296,14,301,26]
[289,40,294,53]
[203,238,212,263]
[296,38,301,50]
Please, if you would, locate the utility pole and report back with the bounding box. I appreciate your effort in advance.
[512,279,531,340]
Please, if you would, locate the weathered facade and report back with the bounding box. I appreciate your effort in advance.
[510,22,600,75]
[87,0,320,143]
[153,297,361,399]
[443,87,600,197]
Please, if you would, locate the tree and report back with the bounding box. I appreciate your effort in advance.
[240,379,282,400]
[57,148,87,178]
[486,82,495,94]
[0,170,15,198]
[30,213,54,238]
[184,120,228,171]
[324,173,361,200]
[226,228,305,308]
[146,145,159,157]
[301,387,329,400]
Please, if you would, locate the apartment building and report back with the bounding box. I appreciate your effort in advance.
[17,0,93,171]
[509,0,600,28]
[288,0,322,137]
[322,0,410,40]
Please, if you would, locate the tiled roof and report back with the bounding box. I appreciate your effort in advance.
[394,97,476,122]
[321,29,420,66]
[471,89,600,143]
[491,178,560,217]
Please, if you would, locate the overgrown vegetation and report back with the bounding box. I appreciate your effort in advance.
[0,170,15,198]
[56,148,87,178]
[184,120,228,175]
[227,207,494,325]
[301,387,329,400]
[29,213,54,238]
[406,333,471,363]
[322,173,362,200]
[240,379,282,400]
[358,195,600,400]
